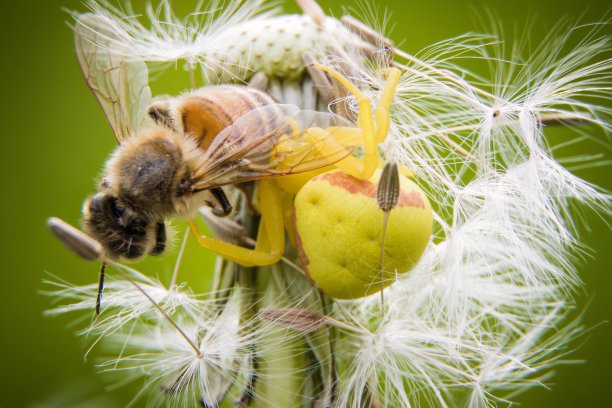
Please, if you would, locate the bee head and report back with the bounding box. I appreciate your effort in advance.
[82,192,166,259]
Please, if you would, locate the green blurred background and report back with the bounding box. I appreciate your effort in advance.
[1,0,609,406]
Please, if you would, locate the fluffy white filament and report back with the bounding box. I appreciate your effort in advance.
[48,1,611,407]
[330,17,610,407]
[74,0,366,83]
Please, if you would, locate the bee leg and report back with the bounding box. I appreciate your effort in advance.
[189,180,283,267]
[210,187,233,217]
[149,222,167,255]
[312,64,401,180]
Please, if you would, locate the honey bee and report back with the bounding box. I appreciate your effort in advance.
[74,14,353,261]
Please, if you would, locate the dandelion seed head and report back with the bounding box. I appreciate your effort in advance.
[77,0,275,64]
[316,16,610,406]
[334,303,479,408]
[50,271,252,407]
[45,266,214,336]
[199,14,365,83]
[48,2,611,407]
[73,0,368,84]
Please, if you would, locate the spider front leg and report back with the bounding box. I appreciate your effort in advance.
[313,64,401,180]
[189,180,284,267]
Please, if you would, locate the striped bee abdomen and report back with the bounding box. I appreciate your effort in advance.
[177,86,278,151]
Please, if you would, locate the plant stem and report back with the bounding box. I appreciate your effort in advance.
[170,227,189,288]
[188,62,197,90]
[379,211,389,313]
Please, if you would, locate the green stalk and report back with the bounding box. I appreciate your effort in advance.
[249,263,311,408]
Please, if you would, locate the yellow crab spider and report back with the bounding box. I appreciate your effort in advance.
[189,65,402,267]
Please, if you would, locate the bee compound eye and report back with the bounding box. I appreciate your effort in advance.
[87,193,106,214]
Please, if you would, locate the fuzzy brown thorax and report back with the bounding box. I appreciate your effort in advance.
[104,127,205,220]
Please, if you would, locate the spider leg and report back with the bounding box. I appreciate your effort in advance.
[189,180,284,267]
[312,64,401,179]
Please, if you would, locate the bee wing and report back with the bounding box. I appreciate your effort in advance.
[74,14,151,144]
[191,104,357,190]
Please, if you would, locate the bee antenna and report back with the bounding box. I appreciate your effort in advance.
[96,262,106,315]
